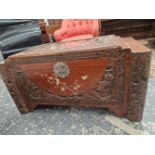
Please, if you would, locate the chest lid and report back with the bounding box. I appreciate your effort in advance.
[7,35,122,60]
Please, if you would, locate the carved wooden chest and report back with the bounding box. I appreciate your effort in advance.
[0,35,151,122]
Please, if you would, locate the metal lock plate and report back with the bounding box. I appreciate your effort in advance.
[53,62,70,78]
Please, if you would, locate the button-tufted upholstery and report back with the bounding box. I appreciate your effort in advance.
[54,19,99,42]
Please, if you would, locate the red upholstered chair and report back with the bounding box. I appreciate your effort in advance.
[54,19,100,42]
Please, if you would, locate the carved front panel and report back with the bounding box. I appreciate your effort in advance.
[11,49,128,107]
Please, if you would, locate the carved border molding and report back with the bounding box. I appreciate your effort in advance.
[9,47,122,64]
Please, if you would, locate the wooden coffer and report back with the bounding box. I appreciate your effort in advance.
[0,35,151,121]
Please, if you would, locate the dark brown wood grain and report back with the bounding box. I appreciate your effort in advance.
[100,19,155,39]
[0,35,151,121]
